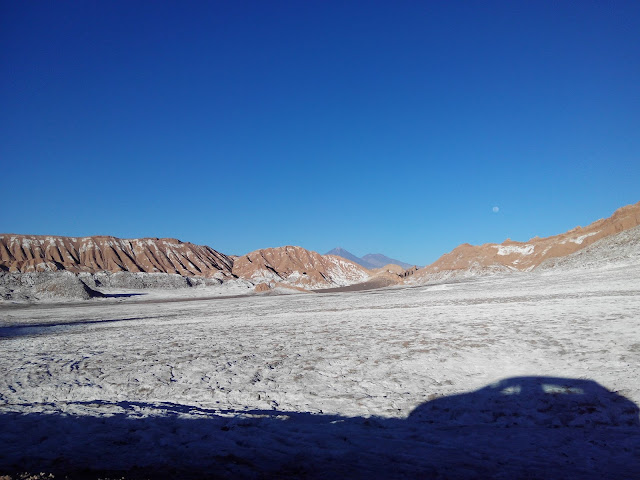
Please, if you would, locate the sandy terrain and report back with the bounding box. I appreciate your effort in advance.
[0,260,639,478]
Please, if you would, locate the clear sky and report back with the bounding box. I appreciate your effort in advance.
[1,1,639,265]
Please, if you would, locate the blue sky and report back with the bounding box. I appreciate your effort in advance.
[1,1,639,265]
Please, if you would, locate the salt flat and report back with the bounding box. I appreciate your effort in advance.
[1,263,639,478]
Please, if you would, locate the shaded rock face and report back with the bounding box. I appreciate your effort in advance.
[0,271,102,301]
[412,201,640,283]
[0,235,233,279]
[399,266,419,278]
[79,271,223,290]
[232,246,370,289]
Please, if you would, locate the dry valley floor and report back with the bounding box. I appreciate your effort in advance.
[1,262,639,478]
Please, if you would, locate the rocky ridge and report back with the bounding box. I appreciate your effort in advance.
[537,224,640,271]
[232,246,370,290]
[411,201,640,284]
[0,235,233,279]
[0,271,103,302]
[1,201,639,300]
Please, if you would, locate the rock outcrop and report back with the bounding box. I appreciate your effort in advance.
[232,246,370,289]
[0,271,103,302]
[0,235,233,279]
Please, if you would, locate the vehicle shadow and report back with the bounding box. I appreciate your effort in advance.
[0,376,638,479]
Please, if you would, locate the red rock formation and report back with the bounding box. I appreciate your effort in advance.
[412,201,640,283]
[254,283,271,292]
[231,245,370,289]
[0,235,233,278]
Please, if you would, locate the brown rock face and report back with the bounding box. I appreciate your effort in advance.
[399,266,420,278]
[371,264,406,276]
[413,201,640,282]
[0,234,233,278]
[231,245,370,289]
[254,283,271,292]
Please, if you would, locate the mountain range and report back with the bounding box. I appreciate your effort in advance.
[325,248,415,270]
[1,201,639,299]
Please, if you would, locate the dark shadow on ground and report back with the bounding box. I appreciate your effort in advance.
[99,293,147,298]
[0,317,152,338]
[0,377,638,479]
[313,277,399,293]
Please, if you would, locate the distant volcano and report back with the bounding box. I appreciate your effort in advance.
[325,248,415,270]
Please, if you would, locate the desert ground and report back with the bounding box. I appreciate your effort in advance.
[1,261,639,479]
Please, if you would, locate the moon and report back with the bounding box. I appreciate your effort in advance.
[492,206,499,213]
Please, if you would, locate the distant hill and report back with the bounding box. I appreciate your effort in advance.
[325,247,375,269]
[232,246,370,289]
[361,253,414,270]
[409,201,640,284]
[326,248,415,270]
